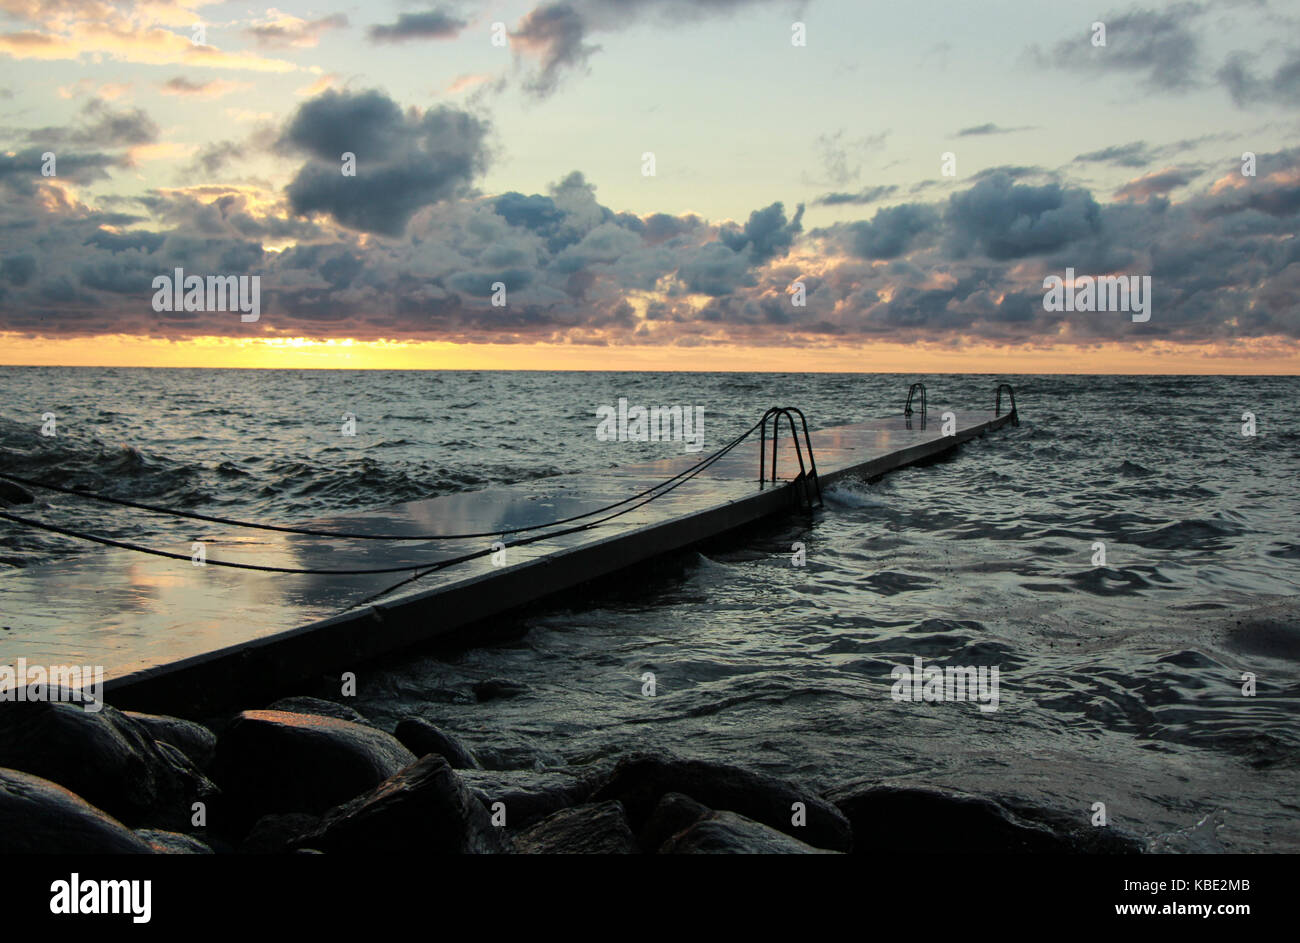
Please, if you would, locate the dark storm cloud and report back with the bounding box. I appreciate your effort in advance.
[817,204,941,260]
[1,254,35,285]
[945,172,1101,260]
[369,9,467,42]
[0,149,122,189]
[83,230,165,253]
[280,89,491,236]
[719,202,804,264]
[1196,150,1300,219]
[1,75,1298,355]
[493,191,567,234]
[677,242,754,296]
[641,211,704,243]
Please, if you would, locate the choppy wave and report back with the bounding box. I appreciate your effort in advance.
[1,368,1298,849]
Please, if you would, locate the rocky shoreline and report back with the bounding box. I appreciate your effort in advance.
[0,692,1145,854]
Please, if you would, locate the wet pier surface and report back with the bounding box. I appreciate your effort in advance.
[0,406,1016,711]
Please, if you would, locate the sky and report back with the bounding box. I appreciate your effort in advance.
[0,0,1298,372]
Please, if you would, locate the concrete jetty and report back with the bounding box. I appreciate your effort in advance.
[0,391,1019,712]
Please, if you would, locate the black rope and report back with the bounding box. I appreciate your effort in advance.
[0,426,752,540]
[0,511,459,574]
[347,415,765,607]
[0,416,770,580]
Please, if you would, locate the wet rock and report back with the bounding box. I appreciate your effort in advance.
[135,829,213,854]
[0,696,218,831]
[0,480,34,505]
[0,768,152,854]
[294,754,508,854]
[240,813,322,854]
[124,711,217,771]
[642,791,711,851]
[473,679,528,702]
[826,783,1144,854]
[661,810,838,854]
[589,755,852,852]
[394,717,481,769]
[513,801,639,854]
[267,696,370,726]
[460,768,603,829]
[213,709,415,830]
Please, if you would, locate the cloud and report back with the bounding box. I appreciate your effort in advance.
[1114,168,1196,202]
[945,172,1102,260]
[244,11,349,48]
[0,148,123,189]
[511,0,791,97]
[280,89,492,236]
[160,77,254,100]
[1074,142,1160,168]
[186,140,246,176]
[0,7,301,72]
[0,69,1297,357]
[1218,47,1300,106]
[369,9,467,43]
[818,203,940,260]
[813,185,898,207]
[719,201,804,264]
[813,130,889,186]
[513,3,597,97]
[27,100,159,149]
[954,123,1034,137]
[1033,3,1204,92]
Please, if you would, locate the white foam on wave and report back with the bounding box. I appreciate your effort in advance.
[824,477,886,509]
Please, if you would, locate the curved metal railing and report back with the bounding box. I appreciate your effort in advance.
[994,383,1019,426]
[759,406,823,511]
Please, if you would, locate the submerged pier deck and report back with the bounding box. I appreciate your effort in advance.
[1,397,1017,712]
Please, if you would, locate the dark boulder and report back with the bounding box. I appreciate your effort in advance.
[135,829,213,854]
[212,709,415,831]
[826,783,1144,854]
[0,696,217,830]
[240,813,322,854]
[589,755,852,852]
[661,810,839,854]
[513,801,639,854]
[641,791,711,851]
[124,711,217,771]
[394,717,481,769]
[461,768,603,830]
[267,696,370,726]
[0,768,152,854]
[294,754,508,854]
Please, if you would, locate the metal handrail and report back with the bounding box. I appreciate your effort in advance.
[759,406,823,511]
[994,383,1019,426]
[905,382,927,420]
